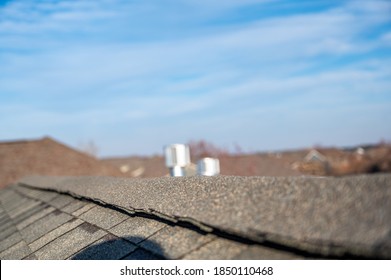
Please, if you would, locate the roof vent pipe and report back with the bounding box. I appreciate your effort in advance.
[197,157,220,176]
[164,144,191,177]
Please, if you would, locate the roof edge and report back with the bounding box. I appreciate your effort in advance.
[16,174,391,259]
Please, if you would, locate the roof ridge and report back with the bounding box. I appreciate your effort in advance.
[17,175,391,259]
[14,182,344,259]
[0,137,45,145]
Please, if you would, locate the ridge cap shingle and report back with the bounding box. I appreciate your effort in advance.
[17,174,391,259]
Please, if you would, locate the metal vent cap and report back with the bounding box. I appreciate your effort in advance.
[197,157,220,176]
[164,144,191,177]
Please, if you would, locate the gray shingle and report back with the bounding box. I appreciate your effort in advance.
[109,216,166,244]
[46,194,74,209]
[234,245,303,260]
[6,197,41,219]
[0,232,23,253]
[140,225,214,259]
[184,238,301,260]
[0,221,17,240]
[72,204,96,216]
[0,241,32,260]
[0,210,7,219]
[15,186,59,202]
[79,205,128,230]
[71,234,136,260]
[33,222,106,259]
[23,253,38,260]
[0,189,20,207]
[0,188,15,203]
[2,173,391,260]
[20,210,73,244]
[20,174,391,258]
[0,204,18,242]
[61,200,91,214]
[2,199,56,235]
[182,238,246,260]
[11,202,48,224]
[28,218,84,252]
[16,205,55,230]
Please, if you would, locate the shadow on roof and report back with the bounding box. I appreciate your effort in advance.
[71,236,166,260]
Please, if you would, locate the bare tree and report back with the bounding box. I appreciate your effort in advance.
[78,140,99,158]
[187,139,229,161]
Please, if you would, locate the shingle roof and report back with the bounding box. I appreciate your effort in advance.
[0,137,122,188]
[1,174,390,260]
[103,154,303,178]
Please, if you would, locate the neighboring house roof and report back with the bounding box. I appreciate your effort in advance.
[1,174,390,260]
[304,149,328,163]
[219,154,302,176]
[103,156,168,178]
[0,137,122,188]
[103,154,302,178]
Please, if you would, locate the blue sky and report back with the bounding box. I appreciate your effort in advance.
[1,0,390,157]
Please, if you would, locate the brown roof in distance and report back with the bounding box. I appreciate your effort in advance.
[103,154,303,178]
[219,154,302,176]
[304,149,328,162]
[0,137,122,189]
[104,156,168,178]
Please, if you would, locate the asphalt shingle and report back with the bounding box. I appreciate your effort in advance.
[79,205,128,230]
[23,253,38,260]
[0,240,32,260]
[15,205,55,230]
[0,219,18,241]
[71,234,136,260]
[140,225,214,259]
[71,204,96,217]
[61,200,91,214]
[0,232,23,253]
[109,216,167,244]
[46,195,75,209]
[33,222,106,260]
[183,238,246,260]
[1,173,391,260]
[20,210,73,244]
[234,245,304,260]
[5,197,41,219]
[19,174,391,258]
[28,218,84,252]
[13,185,59,202]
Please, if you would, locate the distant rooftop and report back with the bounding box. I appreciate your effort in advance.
[0,137,122,188]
